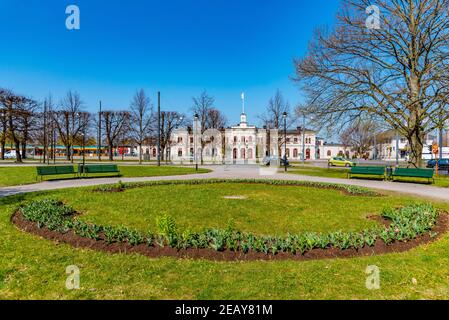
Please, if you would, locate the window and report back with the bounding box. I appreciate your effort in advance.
[248,149,253,159]
[178,149,183,157]
[286,149,290,157]
[152,148,157,157]
[248,136,253,143]
[241,148,246,159]
[190,148,194,156]
[190,137,194,144]
[234,136,237,143]
[286,138,291,143]
[294,138,298,143]
[178,137,183,143]
[327,150,332,157]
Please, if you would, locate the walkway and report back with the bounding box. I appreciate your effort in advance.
[1,165,448,201]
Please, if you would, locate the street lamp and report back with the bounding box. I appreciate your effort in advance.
[194,113,199,171]
[283,112,288,172]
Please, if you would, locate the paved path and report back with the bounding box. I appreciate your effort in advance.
[1,165,448,201]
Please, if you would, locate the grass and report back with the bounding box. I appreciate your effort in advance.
[1,180,449,299]
[289,165,449,187]
[0,166,210,187]
[41,183,391,234]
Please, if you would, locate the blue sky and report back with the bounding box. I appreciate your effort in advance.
[0,0,340,126]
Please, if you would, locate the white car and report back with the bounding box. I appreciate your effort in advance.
[4,151,16,159]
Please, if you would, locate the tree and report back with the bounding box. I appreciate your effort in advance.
[160,111,185,162]
[0,89,34,163]
[16,98,38,159]
[293,0,449,167]
[102,110,130,161]
[0,102,7,160]
[53,91,87,162]
[191,91,227,163]
[130,89,153,164]
[259,90,295,157]
[340,120,378,158]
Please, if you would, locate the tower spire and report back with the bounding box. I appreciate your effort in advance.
[241,92,245,114]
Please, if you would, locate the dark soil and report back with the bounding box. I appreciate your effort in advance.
[11,212,448,262]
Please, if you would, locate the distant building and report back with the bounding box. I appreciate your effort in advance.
[139,110,321,164]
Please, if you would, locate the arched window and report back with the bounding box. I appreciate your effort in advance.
[233,148,238,159]
[248,149,253,159]
[286,149,290,157]
[327,150,332,157]
[152,148,157,157]
[241,148,246,159]
[178,149,183,157]
[234,136,237,143]
[248,136,253,143]
[293,149,298,158]
[306,148,311,160]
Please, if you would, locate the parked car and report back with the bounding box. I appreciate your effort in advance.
[328,157,356,167]
[4,151,16,159]
[427,159,449,170]
[262,156,290,167]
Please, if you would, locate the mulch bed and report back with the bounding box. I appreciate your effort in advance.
[11,212,448,262]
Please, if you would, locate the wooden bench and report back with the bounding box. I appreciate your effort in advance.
[391,167,434,184]
[81,164,121,177]
[36,166,77,181]
[348,166,386,180]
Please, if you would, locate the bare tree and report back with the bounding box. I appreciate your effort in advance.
[191,91,227,163]
[259,90,295,157]
[293,0,449,167]
[16,98,39,159]
[0,101,7,160]
[160,111,185,162]
[340,120,378,158]
[0,89,35,163]
[102,110,130,161]
[130,89,153,164]
[53,91,87,162]
[259,90,292,129]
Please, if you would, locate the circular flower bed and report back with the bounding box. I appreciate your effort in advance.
[12,180,447,261]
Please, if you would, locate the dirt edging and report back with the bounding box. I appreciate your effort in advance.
[11,211,449,262]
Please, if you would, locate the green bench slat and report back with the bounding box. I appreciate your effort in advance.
[349,166,386,177]
[83,165,120,174]
[392,168,434,178]
[36,166,76,177]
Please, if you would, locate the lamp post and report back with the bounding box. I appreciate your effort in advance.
[301,113,306,164]
[194,113,199,171]
[283,112,288,172]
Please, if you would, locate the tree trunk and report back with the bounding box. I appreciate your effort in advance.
[66,145,71,161]
[21,141,27,159]
[0,140,5,160]
[139,144,142,164]
[408,130,425,168]
[108,143,114,161]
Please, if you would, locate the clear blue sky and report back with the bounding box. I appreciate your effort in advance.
[0,0,340,126]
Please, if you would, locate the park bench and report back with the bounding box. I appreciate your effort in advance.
[348,166,386,180]
[80,164,121,177]
[36,165,77,181]
[391,167,434,184]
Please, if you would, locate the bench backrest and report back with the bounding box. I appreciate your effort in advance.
[394,168,434,178]
[350,166,386,175]
[36,166,75,175]
[84,165,119,173]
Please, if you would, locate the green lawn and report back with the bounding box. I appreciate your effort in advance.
[0,166,210,187]
[289,165,449,187]
[1,181,449,299]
